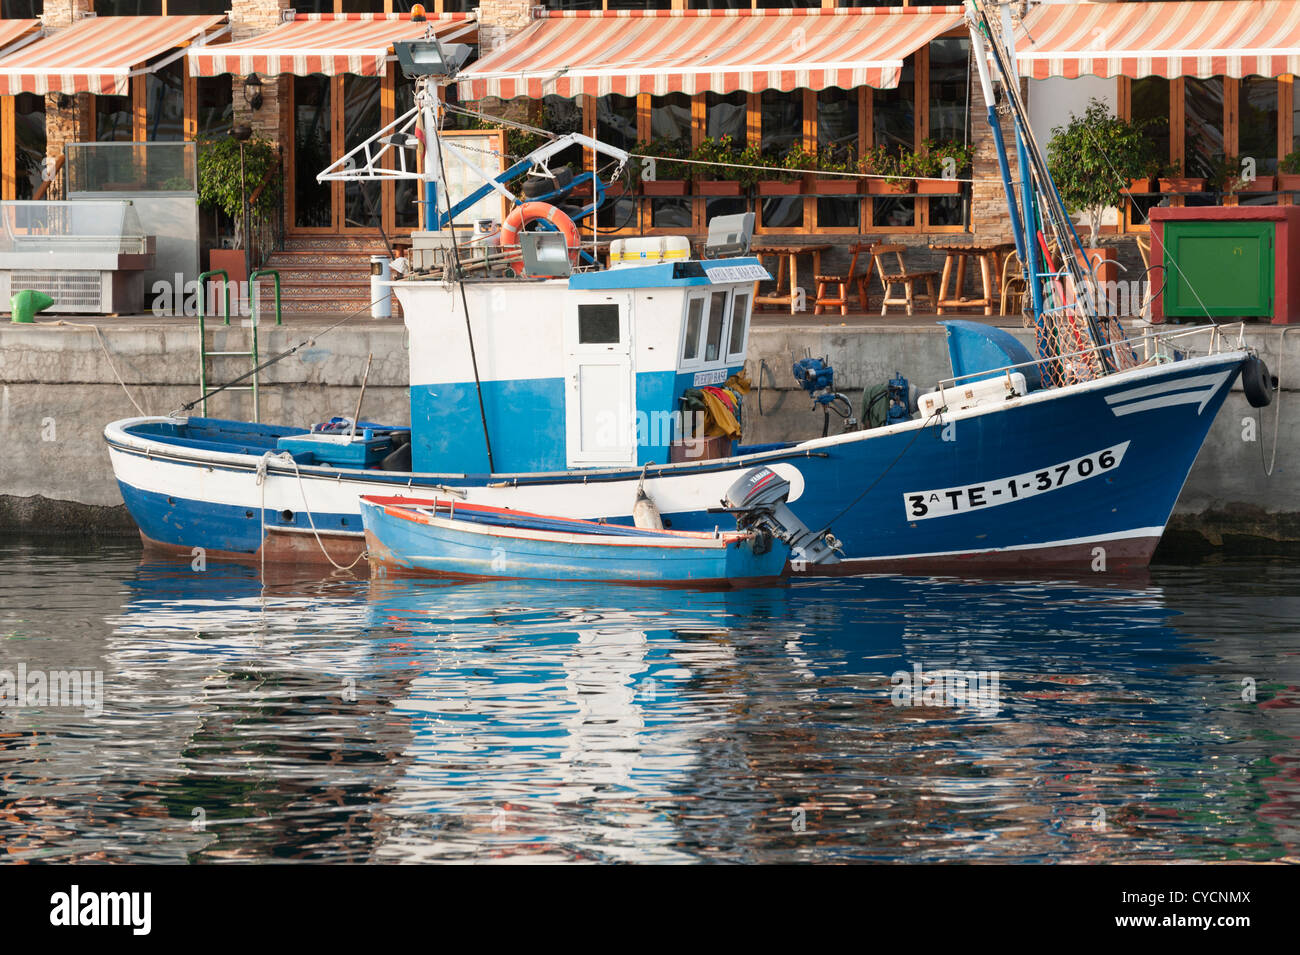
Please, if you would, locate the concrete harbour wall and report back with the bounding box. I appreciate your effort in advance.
[1,317,1296,556]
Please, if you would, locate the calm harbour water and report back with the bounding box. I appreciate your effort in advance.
[1,536,1297,864]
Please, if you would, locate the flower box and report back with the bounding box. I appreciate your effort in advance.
[757,179,803,196]
[1239,175,1277,192]
[1159,177,1206,193]
[813,178,861,195]
[641,180,688,197]
[1123,177,1155,195]
[916,178,962,195]
[696,180,743,196]
[1278,172,1300,192]
[867,178,914,195]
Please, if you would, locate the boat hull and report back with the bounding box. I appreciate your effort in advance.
[359,498,788,585]
[105,352,1246,575]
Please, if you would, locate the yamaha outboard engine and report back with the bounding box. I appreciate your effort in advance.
[723,466,841,567]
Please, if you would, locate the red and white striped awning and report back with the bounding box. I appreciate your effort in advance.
[1017,1,1300,80]
[0,19,40,58]
[188,13,477,79]
[0,15,226,96]
[457,7,965,100]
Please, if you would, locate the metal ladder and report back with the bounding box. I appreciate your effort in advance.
[196,269,282,421]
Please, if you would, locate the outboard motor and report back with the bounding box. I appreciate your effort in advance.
[723,467,841,567]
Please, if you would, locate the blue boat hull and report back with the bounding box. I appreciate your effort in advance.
[104,352,1245,574]
[360,498,788,585]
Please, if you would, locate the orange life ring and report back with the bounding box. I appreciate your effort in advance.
[499,201,581,274]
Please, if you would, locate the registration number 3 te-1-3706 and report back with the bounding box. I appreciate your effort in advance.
[903,441,1130,521]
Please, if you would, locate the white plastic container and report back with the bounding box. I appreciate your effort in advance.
[920,372,1029,417]
[609,236,691,267]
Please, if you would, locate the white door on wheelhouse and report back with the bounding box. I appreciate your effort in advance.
[564,293,635,468]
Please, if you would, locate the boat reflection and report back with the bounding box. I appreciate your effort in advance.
[26,553,1289,862]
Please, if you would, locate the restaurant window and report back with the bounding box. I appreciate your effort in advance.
[650,93,691,228]
[706,91,746,143]
[14,93,45,200]
[96,95,132,142]
[293,74,332,229]
[872,56,916,228]
[395,76,420,230]
[290,0,334,12]
[343,75,382,230]
[542,0,603,8]
[341,0,388,12]
[817,88,858,228]
[1,0,42,16]
[1183,77,1224,183]
[145,60,185,142]
[196,76,233,142]
[760,89,803,229]
[605,0,674,9]
[1238,77,1278,174]
[929,37,969,228]
[1127,76,1169,225]
[439,0,476,11]
[597,93,638,231]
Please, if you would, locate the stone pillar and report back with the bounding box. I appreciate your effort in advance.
[229,0,292,146]
[41,0,94,191]
[477,1,540,58]
[474,1,542,124]
[968,75,1024,241]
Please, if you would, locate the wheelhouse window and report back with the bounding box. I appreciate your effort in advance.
[578,304,621,344]
[681,296,705,363]
[703,290,728,362]
[727,291,750,360]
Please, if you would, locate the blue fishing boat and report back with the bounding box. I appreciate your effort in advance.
[361,498,786,585]
[360,465,841,584]
[103,6,1275,576]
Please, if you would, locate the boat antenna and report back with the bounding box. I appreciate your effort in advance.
[423,77,496,473]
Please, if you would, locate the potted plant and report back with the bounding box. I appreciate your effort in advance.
[860,144,913,195]
[1125,157,1163,196]
[913,140,971,195]
[812,146,860,195]
[691,135,750,196]
[1157,159,1206,193]
[632,138,691,196]
[1280,151,1300,191]
[757,142,815,196]
[197,134,282,288]
[1047,99,1152,252]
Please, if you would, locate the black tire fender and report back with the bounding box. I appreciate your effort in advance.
[1242,354,1276,409]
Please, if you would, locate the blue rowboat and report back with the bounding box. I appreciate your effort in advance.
[359,495,791,586]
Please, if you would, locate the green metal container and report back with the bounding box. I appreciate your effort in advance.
[1162,220,1274,318]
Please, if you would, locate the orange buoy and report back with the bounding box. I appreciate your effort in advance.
[499,202,581,275]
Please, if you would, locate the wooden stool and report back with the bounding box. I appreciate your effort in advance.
[814,243,873,315]
[872,244,938,316]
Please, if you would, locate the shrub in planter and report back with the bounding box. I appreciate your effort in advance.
[197,136,282,255]
[631,138,691,195]
[1047,98,1156,247]
[912,139,971,194]
[811,147,860,194]
[1156,159,1206,194]
[1279,151,1300,191]
[859,144,913,194]
[757,142,815,195]
[690,135,757,194]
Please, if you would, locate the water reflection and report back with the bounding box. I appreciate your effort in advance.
[0,538,1296,863]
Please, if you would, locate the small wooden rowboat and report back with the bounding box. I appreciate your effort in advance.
[359,495,791,585]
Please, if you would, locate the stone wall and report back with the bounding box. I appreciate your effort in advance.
[230,0,291,147]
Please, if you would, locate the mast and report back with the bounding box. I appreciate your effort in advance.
[965,0,1122,376]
